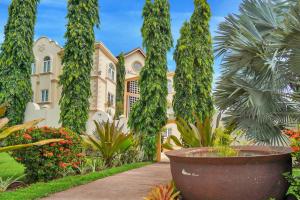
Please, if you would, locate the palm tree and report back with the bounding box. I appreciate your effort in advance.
[214,0,300,145]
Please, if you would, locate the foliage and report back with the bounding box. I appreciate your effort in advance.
[0,162,150,200]
[214,0,300,145]
[163,116,231,149]
[115,53,126,119]
[0,0,39,125]
[173,22,195,123]
[117,138,144,165]
[285,172,300,199]
[128,0,173,161]
[0,105,61,153]
[59,0,100,134]
[0,175,24,192]
[82,120,133,167]
[8,127,82,183]
[144,182,180,200]
[190,0,214,122]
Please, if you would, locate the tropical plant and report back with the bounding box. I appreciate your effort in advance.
[190,0,214,122]
[82,120,133,167]
[0,175,24,192]
[173,22,195,123]
[163,116,231,150]
[9,127,82,183]
[128,0,173,161]
[115,53,126,119]
[0,0,39,125]
[214,0,300,145]
[59,0,100,134]
[0,105,61,153]
[144,182,180,200]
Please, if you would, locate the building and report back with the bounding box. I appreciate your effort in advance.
[31,37,118,119]
[27,36,179,138]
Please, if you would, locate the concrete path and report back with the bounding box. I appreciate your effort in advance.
[42,162,172,200]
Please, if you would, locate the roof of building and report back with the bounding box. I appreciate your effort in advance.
[124,47,146,58]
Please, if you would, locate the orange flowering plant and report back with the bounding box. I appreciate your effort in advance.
[8,127,83,183]
[284,129,300,164]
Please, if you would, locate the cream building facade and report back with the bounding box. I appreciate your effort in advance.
[27,36,179,138]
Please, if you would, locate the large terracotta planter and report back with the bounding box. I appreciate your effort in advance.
[165,146,292,200]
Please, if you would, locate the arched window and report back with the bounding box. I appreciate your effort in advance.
[43,56,51,73]
[108,63,115,81]
[168,79,173,93]
[132,61,143,73]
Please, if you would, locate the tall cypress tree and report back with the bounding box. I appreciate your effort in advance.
[190,0,214,122]
[128,0,173,160]
[173,22,194,123]
[0,0,39,125]
[115,53,125,119]
[59,0,100,134]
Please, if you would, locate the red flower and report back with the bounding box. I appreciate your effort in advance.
[59,162,68,168]
[59,147,64,151]
[76,153,84,157]
[49,143,56,147]
[47,152,54,157]
[23,133,32,140]
[59,140,66,145]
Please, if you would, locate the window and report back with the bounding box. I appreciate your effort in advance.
[132,61,143,73]
[41,89,49,102]
[31,63,36,74]
[168,79,173,93]
[43,56,51,73]
[127,80,140,94]
[108,63,115,81]
[107,92,114,107]
[163,128,172,139]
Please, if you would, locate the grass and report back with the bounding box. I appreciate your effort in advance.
[0,153,24,179]
[0,153,150,200]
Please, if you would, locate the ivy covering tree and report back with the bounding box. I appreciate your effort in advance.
[190,0,214,122]
[128,0,173,160]
[115,53,126,119]
[173,22,194,123]
[0,0,39,125]
[59,0,100,134]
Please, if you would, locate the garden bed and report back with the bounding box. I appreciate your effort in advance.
[0,153,150,200]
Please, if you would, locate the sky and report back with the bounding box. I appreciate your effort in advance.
[0,0,243,80]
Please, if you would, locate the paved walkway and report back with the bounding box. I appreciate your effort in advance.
[43,162,172,200]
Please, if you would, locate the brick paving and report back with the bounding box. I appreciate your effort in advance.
[42,162,172,200]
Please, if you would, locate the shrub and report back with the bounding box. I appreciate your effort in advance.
[82,120,133,167]
[9,127,83,183]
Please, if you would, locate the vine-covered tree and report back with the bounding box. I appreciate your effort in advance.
[128,0,173,160]
[173,22,194,123]
[190,0,214,122]
[115,53,126,119]
[0,0,39,125]
[59,0,100,134]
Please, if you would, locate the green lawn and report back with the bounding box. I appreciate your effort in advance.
[0,153,150,200]
[0,153,24,179]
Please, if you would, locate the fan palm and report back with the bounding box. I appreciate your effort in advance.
[82,120,133,167]
[0,105,62,153]
[214,0,300,145]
